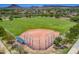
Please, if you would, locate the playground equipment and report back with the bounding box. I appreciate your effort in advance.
[16,29,59,50]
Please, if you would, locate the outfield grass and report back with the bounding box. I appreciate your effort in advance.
[0,17,76,36]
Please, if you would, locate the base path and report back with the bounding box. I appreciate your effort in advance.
[68,39,79,54]
[0,40,10,54]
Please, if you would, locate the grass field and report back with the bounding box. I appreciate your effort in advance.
[0,17,76,36]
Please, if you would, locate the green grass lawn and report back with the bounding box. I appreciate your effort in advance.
[0,17,76,36]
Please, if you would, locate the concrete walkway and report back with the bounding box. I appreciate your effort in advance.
[0,40,10,54]
[68,39,79,54]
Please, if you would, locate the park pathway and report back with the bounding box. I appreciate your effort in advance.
[68,39,79,54]
[0,39,10,54]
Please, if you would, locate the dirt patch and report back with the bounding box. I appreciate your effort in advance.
[19,29,59,50]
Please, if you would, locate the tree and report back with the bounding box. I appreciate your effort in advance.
[70,16,79,23]
[9,16,14,21]
[2,32,15,41]
[0,26,6,37]
[54,36,62,46]
[66,23,79,43]
[66,33,75,43]
[0,18,2,21]
[54,13,60,18]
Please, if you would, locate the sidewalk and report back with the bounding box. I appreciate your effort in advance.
[68,39,79,54]
[0,40,10,54]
